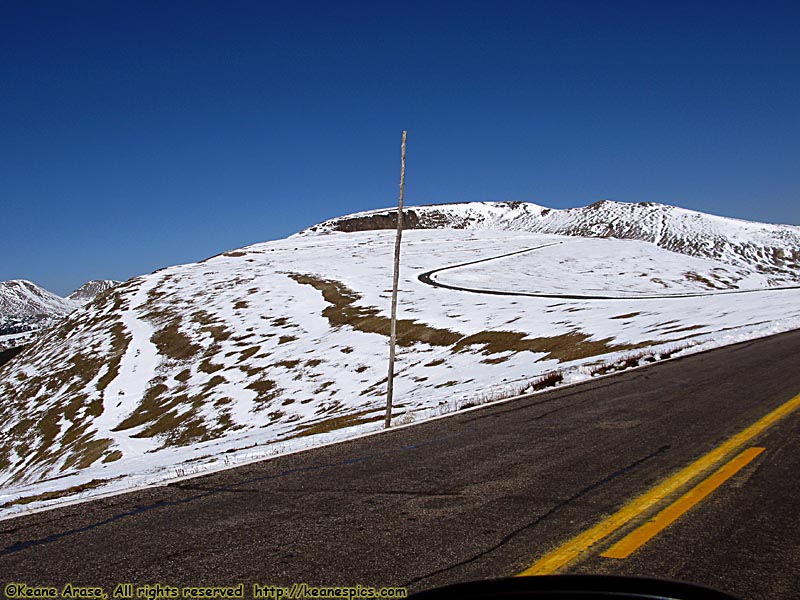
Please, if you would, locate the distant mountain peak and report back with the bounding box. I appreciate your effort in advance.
[68,279,121,302]
[0,280,78,319]
[1,278,120,352]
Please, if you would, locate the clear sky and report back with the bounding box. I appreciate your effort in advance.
[2,0,798,296]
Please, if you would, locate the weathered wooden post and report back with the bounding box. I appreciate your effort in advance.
[385,131,407,429]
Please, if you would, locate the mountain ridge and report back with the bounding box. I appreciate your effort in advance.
[0,279,78,320]
[299,200,800,284]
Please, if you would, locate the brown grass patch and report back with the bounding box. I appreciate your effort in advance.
[191,310,215,325]
[289,273,640,362]
[114,384,224,448]
[151,318,200,360]
[1,478,110,509]
[70,438,114,471]
[202,325,232,343]
[238,346,261,361]
[530,371,564,391]
[274,360,301,369]
[113,382,232,448]
[685,271,726,289]
[133,406,212,447]
[103,450,123,463]
[199,359,224,374]
[453,330,638,362]
[610,312,641,320]
[292,409,383,438]
[193,311,233,343]
[314,381,334,394]
[114,382,171,431]
[288,273,462,347]
[590,347,683,376]
[96,323,131,392]
[247,379,280,402]
[482,355,511,365]
[435,380,459,389]
[201,375,226,393]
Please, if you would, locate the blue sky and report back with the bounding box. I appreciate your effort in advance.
[2,0,798,296]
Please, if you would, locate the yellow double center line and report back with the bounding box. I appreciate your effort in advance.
[519,392,800,576]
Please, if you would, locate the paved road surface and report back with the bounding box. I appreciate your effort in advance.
[2,329,799,599]
[417,241,800,300]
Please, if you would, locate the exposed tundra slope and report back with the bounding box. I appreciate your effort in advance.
[1,201,799,514]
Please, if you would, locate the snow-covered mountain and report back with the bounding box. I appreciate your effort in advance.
[68,279,120,302]
[1,201,799,514]
[0,280,80,351]
[0,280,78,321]
[300,200,800,284]
[0,279,119,352]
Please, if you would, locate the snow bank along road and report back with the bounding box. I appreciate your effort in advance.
[1,329,800,599]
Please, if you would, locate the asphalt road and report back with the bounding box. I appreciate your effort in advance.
[417,242,800,300]
[2,329,800,599]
